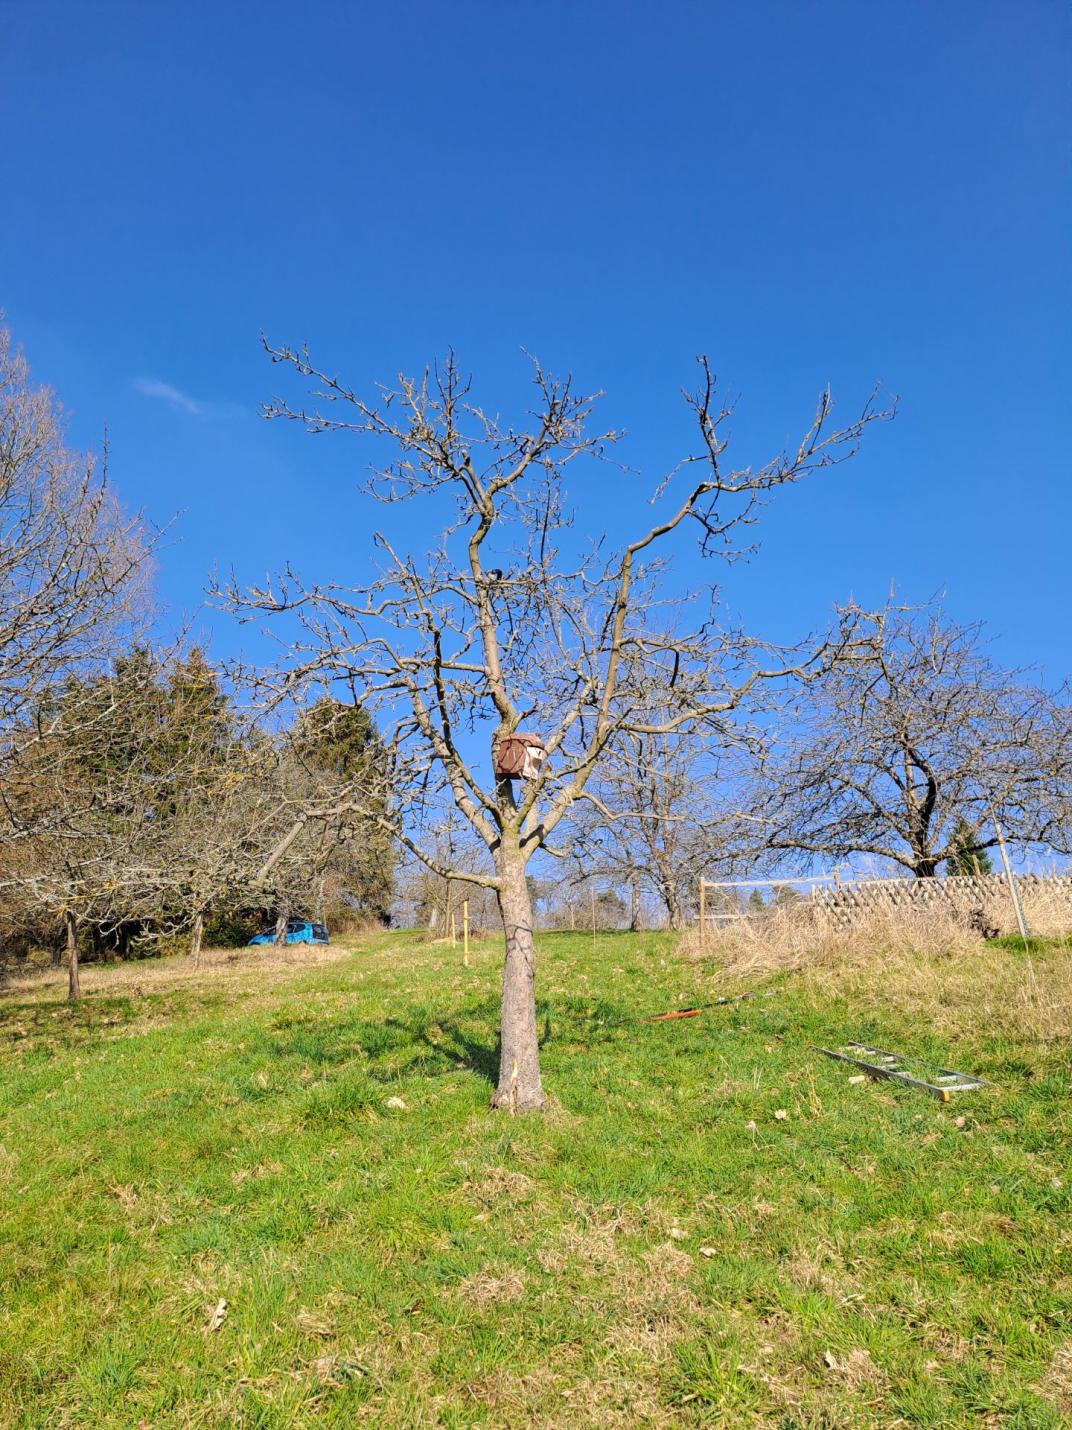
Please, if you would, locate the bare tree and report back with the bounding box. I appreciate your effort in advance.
[154,730,279,963]
[2,653,176,997]
[570,728,760,930]
[0,324,152,737]
[220,346,889,1111]
[754,601,1072,878]
[0,647,260,989]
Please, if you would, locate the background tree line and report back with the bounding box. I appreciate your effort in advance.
[0,327,394,993]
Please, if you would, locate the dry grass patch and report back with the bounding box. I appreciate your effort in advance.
[464,1165,535,1205]
[460,1360,669,1430]
[457,1266,527,1309]
[0,938,358,1006]
[687,901,1072,1044]
[685,902,984,977]
[1038,1341,1072,1416]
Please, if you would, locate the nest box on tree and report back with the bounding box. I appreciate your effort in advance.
[494,733,547,781]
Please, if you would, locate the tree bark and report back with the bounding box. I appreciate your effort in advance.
[664,881,686,931]
[629,880,641,932]
[274,906,288,946]
[490,859,545,1112]
[190,908,204,967]
[65,910,80,1001]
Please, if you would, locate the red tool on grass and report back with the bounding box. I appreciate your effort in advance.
[644,992,753,1022]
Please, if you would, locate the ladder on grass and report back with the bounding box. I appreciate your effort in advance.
[815,1042,988,1101]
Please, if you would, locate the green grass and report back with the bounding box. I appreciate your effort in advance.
[1,929,1070,1427]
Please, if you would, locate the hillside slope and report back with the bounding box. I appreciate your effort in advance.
[1,930,1069,1426]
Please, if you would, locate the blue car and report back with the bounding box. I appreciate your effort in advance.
[248,918,330,947]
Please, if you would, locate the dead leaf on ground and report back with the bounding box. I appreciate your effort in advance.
[208,1297,228,1331]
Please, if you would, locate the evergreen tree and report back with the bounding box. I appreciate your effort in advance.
[945,818,993,876]
[290,698,395,922]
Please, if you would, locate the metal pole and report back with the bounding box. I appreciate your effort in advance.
[992,809,1030,942]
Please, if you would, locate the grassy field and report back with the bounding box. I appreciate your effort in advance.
[1,927,1070,1427]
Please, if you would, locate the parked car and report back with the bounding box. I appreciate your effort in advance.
[248,919,330,947]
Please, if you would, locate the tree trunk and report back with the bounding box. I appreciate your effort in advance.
[629,880,641,932]
[66,910,80,1001]
[190,908,204,967]
[275,907,288,945]
[914,858,940,879]
[664,881,686,931]
[491,860,545,1112]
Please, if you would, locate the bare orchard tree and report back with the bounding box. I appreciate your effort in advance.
[0,324,152,737]
[753,601,1072,877]
[569,727,761,930]
[2,660,172,998]
[220,347,889,1111]
[152,731,282,963]
[0,647,241,992]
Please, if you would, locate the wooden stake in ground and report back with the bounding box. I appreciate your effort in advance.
[191,909,205,968]
[699,879,706,942]
[992,809,1031,943]
[65,909,80,1001]
[463,900,470,967]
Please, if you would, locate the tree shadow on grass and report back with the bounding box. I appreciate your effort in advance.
[276,990,635,1097]
[1,992,155,1056]
[380,1009,501,1088]
[376,993,632,1090]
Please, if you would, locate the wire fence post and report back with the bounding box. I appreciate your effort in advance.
[463,900,470,967]
[699,879,706,941]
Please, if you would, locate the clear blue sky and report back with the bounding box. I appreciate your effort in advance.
[2,0,1069,678]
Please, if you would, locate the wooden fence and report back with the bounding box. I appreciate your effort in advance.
[699,872,1072,938]
[812,872,1072,931]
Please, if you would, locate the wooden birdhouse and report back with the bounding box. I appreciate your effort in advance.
[494,733,547,780]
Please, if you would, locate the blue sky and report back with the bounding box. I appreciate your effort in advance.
[1,0,1069,680]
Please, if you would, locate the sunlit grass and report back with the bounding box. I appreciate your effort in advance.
[1,928,1069,1426]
